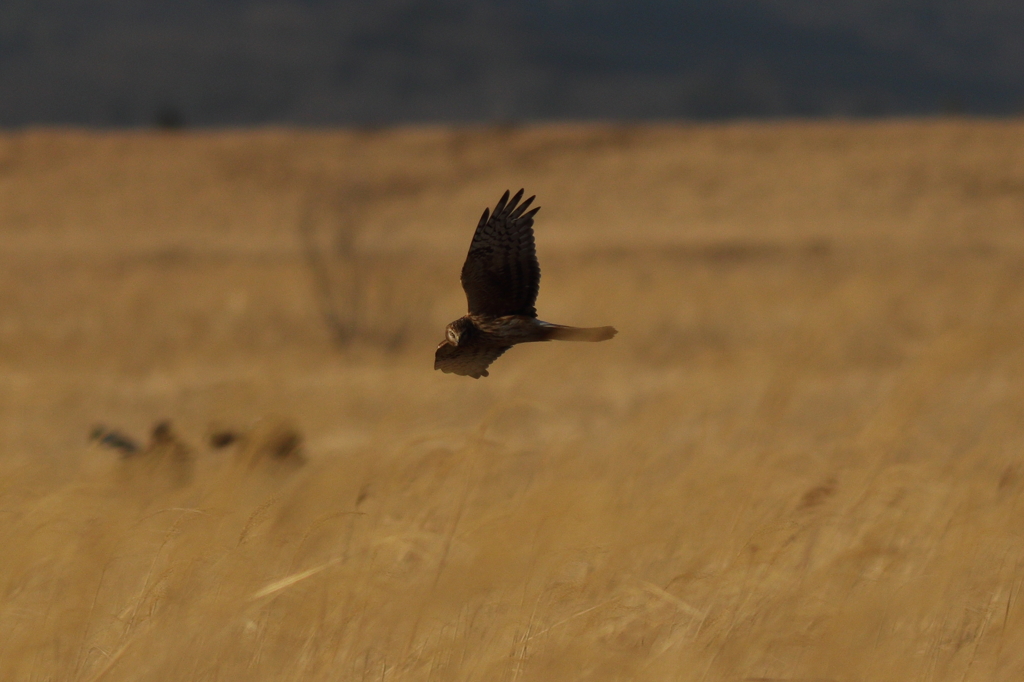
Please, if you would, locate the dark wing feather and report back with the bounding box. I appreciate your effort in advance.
[434,340,511,379]
[460,189,541,317]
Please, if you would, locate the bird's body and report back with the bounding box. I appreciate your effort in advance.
[458,314,549,345]
[449,314,616,346]
[435,189,617,378]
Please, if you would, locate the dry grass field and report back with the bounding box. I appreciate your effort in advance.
[2,120,1024,681]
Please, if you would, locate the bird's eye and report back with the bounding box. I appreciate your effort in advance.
[447,328,459,344]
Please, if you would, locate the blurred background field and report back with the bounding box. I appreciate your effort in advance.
[3,120,1024,680]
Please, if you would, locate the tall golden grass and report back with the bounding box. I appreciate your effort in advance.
[2,121,1024,680]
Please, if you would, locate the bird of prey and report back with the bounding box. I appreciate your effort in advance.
[435,189,617,378]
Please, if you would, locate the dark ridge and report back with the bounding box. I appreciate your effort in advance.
[0,1,1020,126]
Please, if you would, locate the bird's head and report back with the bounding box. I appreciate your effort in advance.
[442,317,473,347]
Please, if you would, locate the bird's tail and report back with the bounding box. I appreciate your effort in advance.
[543,324,618,342]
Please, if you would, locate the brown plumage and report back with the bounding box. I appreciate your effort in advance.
[434,189,617,378]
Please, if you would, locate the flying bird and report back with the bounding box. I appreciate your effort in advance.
[435,189,617,378]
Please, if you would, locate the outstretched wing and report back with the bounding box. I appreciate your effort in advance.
[460,189,541,317]
[434,341,511,379]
